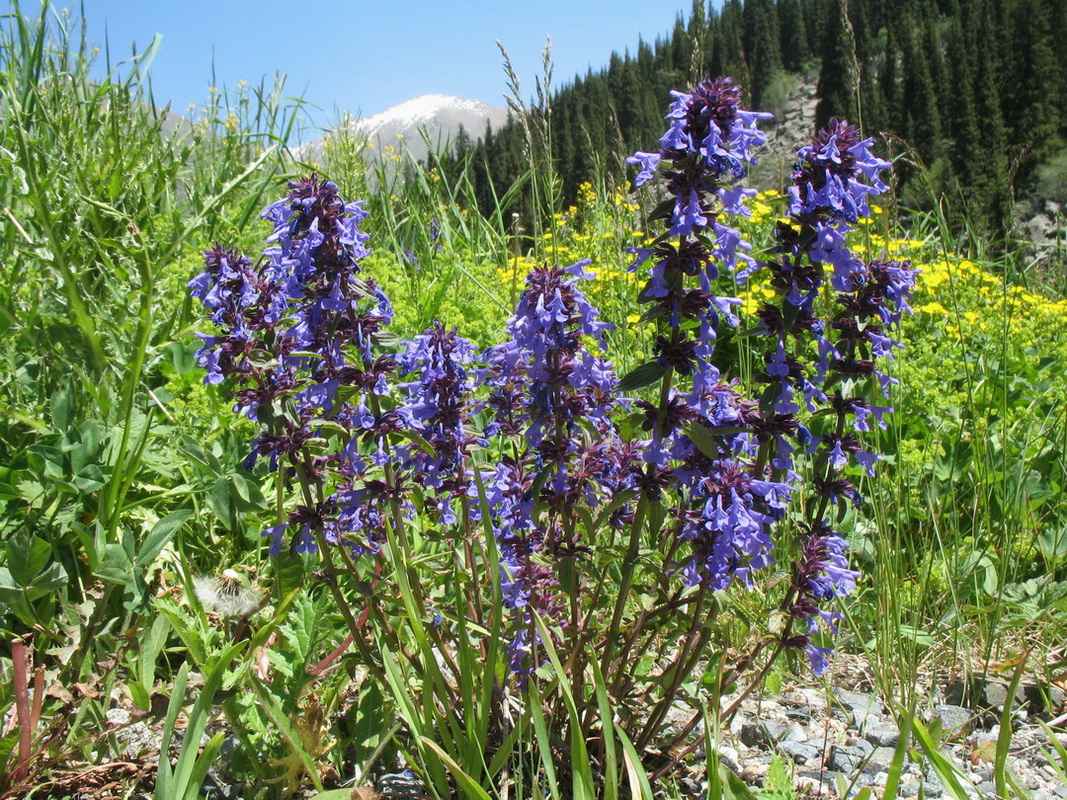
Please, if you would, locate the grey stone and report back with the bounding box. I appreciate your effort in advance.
[978,782,997,796]
[922,780,945,798]
[829,744,867,773]
[834,688,884,730]
[781,723,808,743]
[717,745,741,774]
[1023,683,1066,715]
[740,719,790,748]
[784,705,814,722]
[1053,786,1067,799]
[867,746,900,772]
[798,687,830,709]
[797,770,839,795]
[946,678,1018,709]
[777,740,821,765]
[677,776,703,796]
[853,739,875,757]
[930,703,976,735]
[969,765,993,782]
[865,722,901,747]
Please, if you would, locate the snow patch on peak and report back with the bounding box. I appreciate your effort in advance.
[358,94,499,134]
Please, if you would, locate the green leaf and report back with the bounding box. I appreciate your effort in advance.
[96,542,134,585]
[684,421,723,460]
[7,533,51,586]
[615,725,654,800]
[73,463,106,492]
[252,681,325,793]
[137,510,192,567]
[617,361,667,393]
[51,385,73,429]
[208,476,234,528]
[716,762,758,799]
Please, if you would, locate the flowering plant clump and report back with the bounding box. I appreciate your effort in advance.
[189,78,915,796]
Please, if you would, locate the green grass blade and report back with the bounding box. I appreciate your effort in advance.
[528,678,563,800]
[532,613,594,800]
[419,737,494,800]
[995,655,1029,799]
[169,641,244,798]
[908,716,973,800]
[615,723,654,800]
[590,658,618,800]
[155,661,190,798]
[882,708,914,800]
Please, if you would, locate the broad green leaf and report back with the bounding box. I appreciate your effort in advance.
[137,510,192,567]
[7,533,51,586]
[617,361,667,393]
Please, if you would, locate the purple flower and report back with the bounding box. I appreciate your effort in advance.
[626,151,662,186]
[785,521,860,674]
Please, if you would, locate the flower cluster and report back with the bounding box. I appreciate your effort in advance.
[481,263,637,674]
[624,76,795,594]
[190,175,397,558]
[396,321,482,524]
[734,119,919,669]
[190,77,914,695]
[623,82,918,673]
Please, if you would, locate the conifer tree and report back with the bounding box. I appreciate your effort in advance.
[744,0,783,106]
[815,0,857,128]
[779,0,811,73]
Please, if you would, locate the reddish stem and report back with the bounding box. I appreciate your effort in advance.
[12,639,32,786]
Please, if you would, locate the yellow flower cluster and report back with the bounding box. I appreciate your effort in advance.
[912,255,1067,344]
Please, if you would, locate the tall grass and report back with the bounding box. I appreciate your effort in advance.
[0,2,303,788]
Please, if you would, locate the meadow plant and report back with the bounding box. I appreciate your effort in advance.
[190,77,917,796]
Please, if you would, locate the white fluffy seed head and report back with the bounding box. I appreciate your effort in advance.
[192,572,262,618]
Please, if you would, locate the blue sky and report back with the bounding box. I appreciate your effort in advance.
[34,1,696,132]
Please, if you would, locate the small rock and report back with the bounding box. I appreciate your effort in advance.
[969,764,993,782]
[740,719,790,747]
[782,723,808,742]
[930,704,976,735]
[796,770,839,796]
[777,740,821,765]
[740,766,763,784]
[829,744,867,773]
[677,776,703,796]
[867,746,899,772]
[784,705,813,722]
[1023,683,1066,716]
[717,745,741,774]
[798,687,830,709]
[923,780,945,798]
[834,688,884,731]
[946,675,1026,710]
[865,722,901,747]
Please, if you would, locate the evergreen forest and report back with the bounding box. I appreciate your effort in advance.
[448,0,1067,237]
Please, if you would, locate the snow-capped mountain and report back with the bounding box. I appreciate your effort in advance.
[301,94,510,166]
